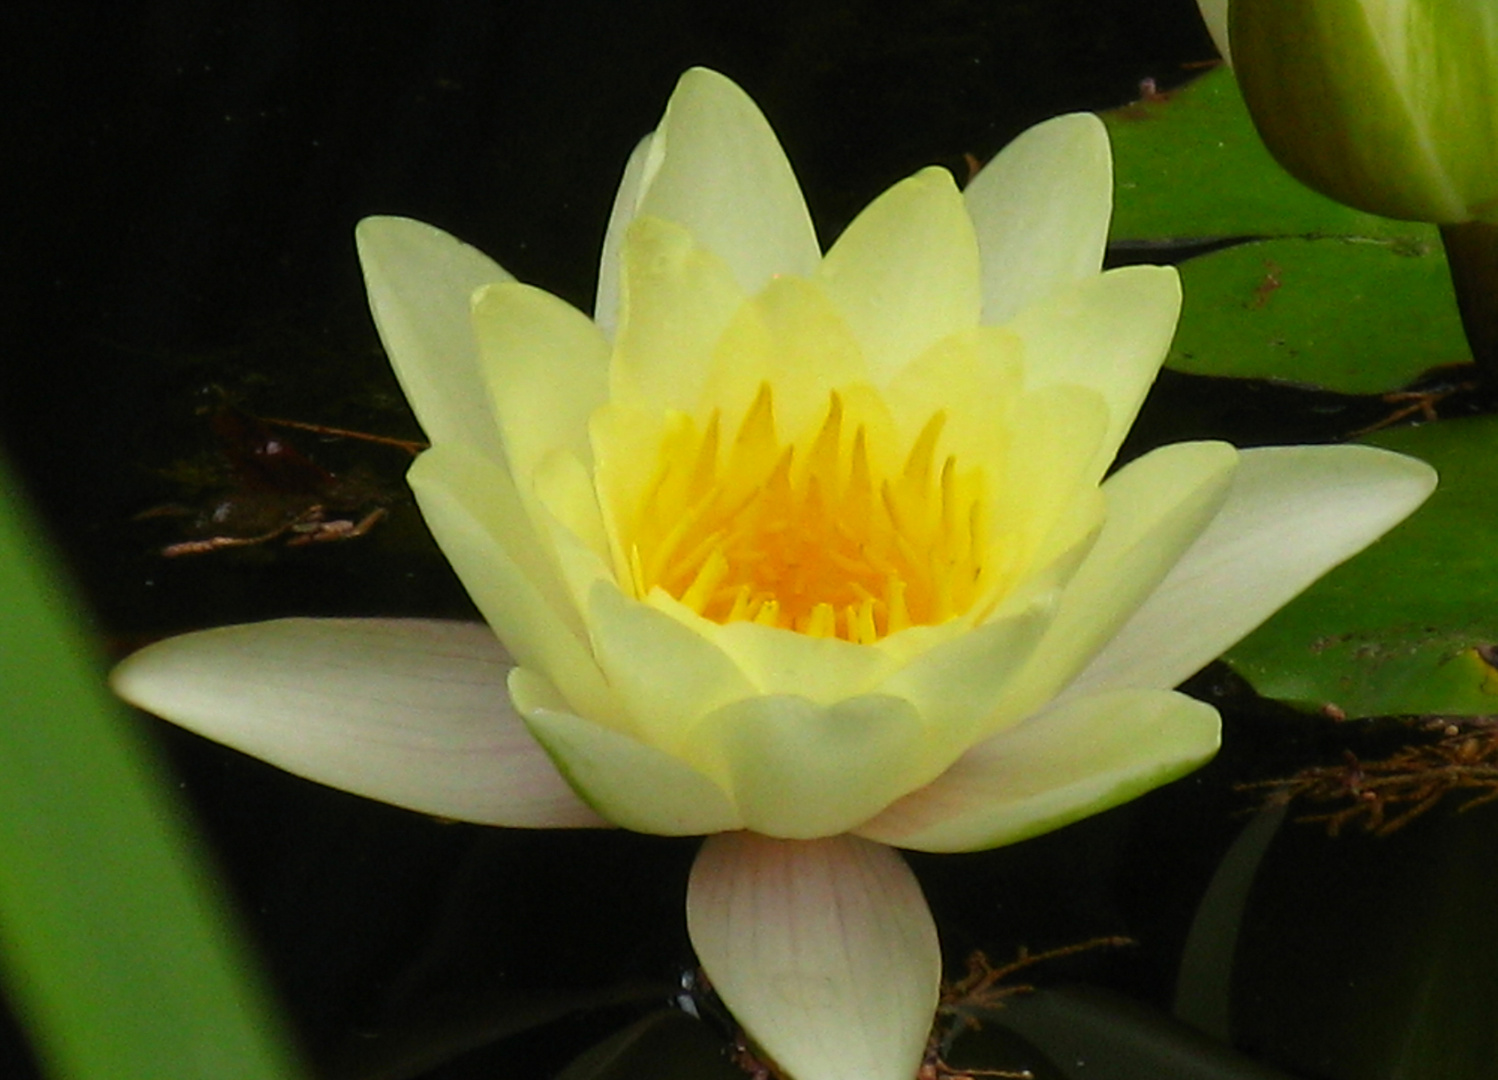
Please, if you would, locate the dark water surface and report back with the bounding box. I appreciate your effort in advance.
[9,4,1332,1078]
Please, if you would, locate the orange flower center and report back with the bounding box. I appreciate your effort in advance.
[628,384,987,643]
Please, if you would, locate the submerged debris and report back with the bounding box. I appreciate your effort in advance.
[1243,719,1498,835]
[137,391,422,556]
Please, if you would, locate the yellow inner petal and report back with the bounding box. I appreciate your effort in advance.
[626,383,987,644]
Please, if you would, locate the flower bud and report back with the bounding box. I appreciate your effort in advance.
[1209,0,1498,224]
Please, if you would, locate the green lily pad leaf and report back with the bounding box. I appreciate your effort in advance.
[1105,67,1413,243]
[1228,801,1498,1079]
[1168,235,1468,393]
[1104,67,1468,394]
[1225,416,1498,718]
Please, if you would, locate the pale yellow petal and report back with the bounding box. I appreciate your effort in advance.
[356,216,512,459]
[881,325,1024,472]
[588,399,671,584]
[586,581,757,749]
[687,834,939,1080]
[612,216,748,413]
[988,382,1110,578]
[681,693,928,839]
[818,167,982,384]
[635,68,821,292]
[471,281,610,481]
[531,448,613,592]
[705,620,899,703]
[715,274,870,437]
[407,445,616,723]
[966,112,1113,325]
[877,596,1056,750]
[858,688,1219,852]
[1001,440,1239,718]
[1006,265,1182,480]
[595,132,657,339]
[512,668,742,835]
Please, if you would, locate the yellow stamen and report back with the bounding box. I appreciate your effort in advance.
[624,384,988,642]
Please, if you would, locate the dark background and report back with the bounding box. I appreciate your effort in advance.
[5,3,1228,1077]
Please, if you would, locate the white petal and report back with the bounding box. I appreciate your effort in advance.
[110,619,605,828]
[355,217,512,459]
[1069,444,1438,697]
[585,582,756,748]
[471,281,611,479]
[858,688,1219,853]
[1197,0,1232,65]
[408,445,617,723]
[635,68,821,292]
[682,694,928,840]
[1005,265,1182,482]
[687,833,940,1080]
[595,133,657,338]
[817,167,981,384]
[992,441,1239,720]
[511,668,743,836]
[967,113,1113,325]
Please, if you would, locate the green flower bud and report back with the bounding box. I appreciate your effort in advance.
[1221,0,1498,224]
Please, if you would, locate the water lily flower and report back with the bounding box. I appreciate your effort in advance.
[113,69,1435,1080]
[1197,0,1498,225]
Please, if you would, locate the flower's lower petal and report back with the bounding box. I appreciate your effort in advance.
[967,112,1113,325]
[879,597,1056,746]
[1001,440,1239,717]
[511,668,742,835]
[687,832,939,1080]
[409,445,617,722]
[471,281,610,481]
[681,694,928,839]
[1068,444,1437,698]
[588,583,757,747]
[857,688,1219,853]
[111,619,604,828]
[635,68,821,294]
[355,217,512,460]
[818,167,982,386]
[1005,265,1181,481]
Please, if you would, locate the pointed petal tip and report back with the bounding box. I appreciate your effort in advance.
[113,619,606,829]
[969,111,1117,325]
[1070,442,1438,698]
[859,689,1220,853]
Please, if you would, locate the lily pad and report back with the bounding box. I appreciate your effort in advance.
[1224,416,1498,718]
[1103,67,1467,394]
[1105,66,1409,243]
[1169,235,1469,393]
